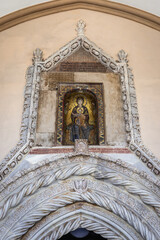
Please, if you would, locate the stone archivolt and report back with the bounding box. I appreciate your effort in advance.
[0,155,159,239]
[23,204,142,240]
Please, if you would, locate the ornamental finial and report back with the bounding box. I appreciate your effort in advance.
[118,50,128,63]
[32,48,43,65]
[76,19,86,36]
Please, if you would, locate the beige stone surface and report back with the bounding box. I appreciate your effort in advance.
[36,90,56,133]
[0,9,160,159]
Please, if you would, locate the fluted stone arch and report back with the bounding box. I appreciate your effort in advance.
[0,154,159,240]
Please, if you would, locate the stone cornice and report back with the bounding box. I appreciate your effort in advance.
[0,0,159,32]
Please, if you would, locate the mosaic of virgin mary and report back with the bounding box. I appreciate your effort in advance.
[70,96,91,142]
[63,91,98,145]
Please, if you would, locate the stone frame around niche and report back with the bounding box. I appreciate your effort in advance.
[56,83,105,146]
[0,20,159,182]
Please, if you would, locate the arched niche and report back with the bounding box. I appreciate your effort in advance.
[62,89,99,145]
[57,83,105,145]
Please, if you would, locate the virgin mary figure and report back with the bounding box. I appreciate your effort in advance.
[70,96,92,142]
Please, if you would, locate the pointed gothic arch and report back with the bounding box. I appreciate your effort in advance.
[0,154,159,239]
[22,203,142,240]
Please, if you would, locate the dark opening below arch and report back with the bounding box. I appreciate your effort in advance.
[59,228,106,239]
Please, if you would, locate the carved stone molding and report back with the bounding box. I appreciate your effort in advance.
[74,139,89,154]
[0,20,159,182]
[22,203,142,240]
[0,177,159,240]
[0,156,159,224]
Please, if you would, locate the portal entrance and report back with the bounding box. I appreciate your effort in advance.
[60,228,105,239]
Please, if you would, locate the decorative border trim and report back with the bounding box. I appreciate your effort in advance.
[29,147,131,154]
[0,0,160,32]
[0,20,159,182]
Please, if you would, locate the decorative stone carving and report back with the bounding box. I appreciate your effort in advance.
[23,203,142,240]
[0,176,159,240]
[74,139,89,154]
[42,217,125,240]
[76,19,86,36]
[74,179,88,193]
[0,156,159,222]
[0,20,159,182]
[32,48,43,64]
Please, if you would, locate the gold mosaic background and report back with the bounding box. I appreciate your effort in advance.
[63,90,98,145]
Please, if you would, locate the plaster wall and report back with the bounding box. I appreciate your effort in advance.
[0,9,160,159]
[0,0,160,17]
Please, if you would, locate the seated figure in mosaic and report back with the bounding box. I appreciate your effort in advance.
[70,97,92,142]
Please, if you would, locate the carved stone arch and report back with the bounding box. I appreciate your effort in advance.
[22,203,142,240]
[0,157,159,240]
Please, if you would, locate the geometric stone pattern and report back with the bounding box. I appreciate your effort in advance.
[0,20,159,183]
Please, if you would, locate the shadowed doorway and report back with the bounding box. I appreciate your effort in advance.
[59,228,106,239]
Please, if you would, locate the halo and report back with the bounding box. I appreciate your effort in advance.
[75,94,87,106]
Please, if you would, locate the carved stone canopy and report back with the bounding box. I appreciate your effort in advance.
[0,19,159,183]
